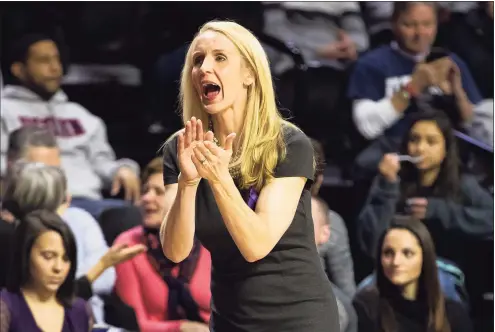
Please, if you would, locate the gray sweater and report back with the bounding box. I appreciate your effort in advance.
[0,85,139,199]
[263,2,369,73]
[318,210,357,332]
[357,174,494,259]
[318,210,357,298]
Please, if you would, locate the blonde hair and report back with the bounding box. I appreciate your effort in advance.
[179,20,301,192]
[2,161,67,219]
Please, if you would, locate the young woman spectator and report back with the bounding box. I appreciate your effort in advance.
[357,110,493,265]
[114,157,211,332]
[1,161,145,326]
[0,210,93,331]
[353,215,473,332]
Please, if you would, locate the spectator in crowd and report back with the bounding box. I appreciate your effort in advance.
[1,161,146,328]
[1,128,116,300]
[353,215,473,332]
[357,110,493,268]
[0,33,141,219]
[358,1,472,48]
[114,157,211,332]
[3,126,141,240]
[311,195,357,332]
[4,125,61,172]
[310,138,356,298]
[347,1,489,179]
[264,2,368,75]
[263,2,369,141]
[0,210,94,331]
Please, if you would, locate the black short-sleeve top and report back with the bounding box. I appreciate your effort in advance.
[162,125,338,330]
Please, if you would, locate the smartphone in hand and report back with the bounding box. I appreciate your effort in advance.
[426,47,450,63]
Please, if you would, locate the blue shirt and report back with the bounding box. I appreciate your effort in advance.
[347,44,482,137]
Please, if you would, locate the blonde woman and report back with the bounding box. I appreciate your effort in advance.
[160,21,339,331]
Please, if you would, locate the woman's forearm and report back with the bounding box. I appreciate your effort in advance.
[209,176,271,262]
[82,257,112,295]
[85,260,107,284]
[160,176,198,263]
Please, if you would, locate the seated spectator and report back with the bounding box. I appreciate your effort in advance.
[264,2,368,74]
[353,215,473,332]
[0,33,141,218]
[347,2,489,179]
[311,195,357,332]
[4,126,141,241]
[0,210,93,331]
[114,157,211,332]
[310,138,356,298]
[357,110,493,267]
[262,2,368,141]
[1,161,145,328]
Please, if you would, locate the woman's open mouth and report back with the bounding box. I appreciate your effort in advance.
[202,82,221,102]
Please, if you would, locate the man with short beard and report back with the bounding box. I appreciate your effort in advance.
[0,34,141,218]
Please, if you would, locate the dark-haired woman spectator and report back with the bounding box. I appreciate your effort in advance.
[357,110,493,265]
[114,157,211,332]
[353,215,473,332]
[0,210,93,331]
[0,161,145,328]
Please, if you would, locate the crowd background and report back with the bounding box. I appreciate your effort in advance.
[0,2,493,332]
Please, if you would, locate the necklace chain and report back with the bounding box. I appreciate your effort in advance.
[210,118,241,179]
[229,149,242,179]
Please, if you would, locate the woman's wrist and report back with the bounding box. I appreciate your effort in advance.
[178,173,201,187]
[379,172,399,184]
[86,259,107,284]
[207,169,234,187]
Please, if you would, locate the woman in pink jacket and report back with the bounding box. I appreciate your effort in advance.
[114,157,211,332]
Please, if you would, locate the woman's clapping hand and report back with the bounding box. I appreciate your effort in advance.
[191,133,236,184]
[177,117,214,185]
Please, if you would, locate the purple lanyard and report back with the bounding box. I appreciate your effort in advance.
[246,187,259,210]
